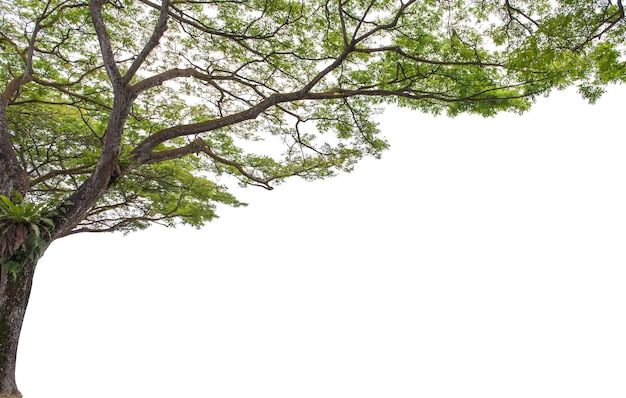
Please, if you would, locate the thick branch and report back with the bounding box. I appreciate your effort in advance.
[89,0,123,91]
[130,68,213,96]
[122,0,170,86]
[141,140,199,164]
[131,70,534,166]
[131,90,303,162]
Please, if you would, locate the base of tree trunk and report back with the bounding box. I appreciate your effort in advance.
[0,258,38,398]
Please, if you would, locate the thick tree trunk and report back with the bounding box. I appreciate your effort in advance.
[0,107,28,198]
[0,258,38,398]
[1,78,33,398]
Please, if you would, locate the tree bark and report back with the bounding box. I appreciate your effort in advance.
[0,105,28,197]
[1,62,33,398]
[0,257,38,398]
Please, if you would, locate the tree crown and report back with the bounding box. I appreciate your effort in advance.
[1,0,624,236]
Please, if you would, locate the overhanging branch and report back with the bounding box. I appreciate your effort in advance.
[140,137,275,190]
[123,0,171,86]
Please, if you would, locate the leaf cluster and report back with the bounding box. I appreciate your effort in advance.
[1,0,624,237]
[0,194,54,277]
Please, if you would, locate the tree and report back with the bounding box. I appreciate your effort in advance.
[0,0,624,395]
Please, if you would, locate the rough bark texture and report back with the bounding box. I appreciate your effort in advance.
[0,99,31,398]
[0,258,37,398]
[0,109,28,198]
[0,5,126,394]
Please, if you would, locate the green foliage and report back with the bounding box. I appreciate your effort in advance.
[0,195,54,277]
[0,0,624,236]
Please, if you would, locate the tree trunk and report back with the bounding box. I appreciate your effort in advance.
[0,257,38,398]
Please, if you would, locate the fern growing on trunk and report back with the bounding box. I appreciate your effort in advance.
[0,194,54,278]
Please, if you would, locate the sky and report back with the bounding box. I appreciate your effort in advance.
[15,85,626,398]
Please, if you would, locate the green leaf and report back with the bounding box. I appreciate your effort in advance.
[1,0,622,236]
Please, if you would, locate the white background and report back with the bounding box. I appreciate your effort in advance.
[17,86,626,397]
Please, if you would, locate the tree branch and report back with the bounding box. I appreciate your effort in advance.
[131,90,303,162]
[130,68,213,96]
[139,137,274,190]
[122,0,170,86]
[88,0,123,91]
[504,0,540,30]
[29,165,95,187]
[196,138,274,190]
[31,77,112,110]
[353,46,504,68]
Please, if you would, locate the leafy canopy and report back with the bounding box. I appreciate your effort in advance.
[1,0,624,237]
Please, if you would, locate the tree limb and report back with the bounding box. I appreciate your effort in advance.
[89,0,123,92]
[122,0,171,86]
[29,165,95,187]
